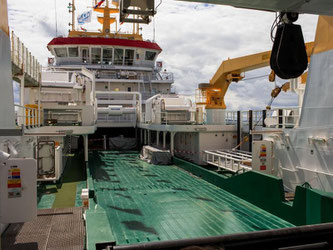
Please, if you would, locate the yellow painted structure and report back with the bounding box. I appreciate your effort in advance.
[201,42,314,109]
[0,0,9,36]
[68,0,143,40]
[313,16,333,55]
[25,104,42,126]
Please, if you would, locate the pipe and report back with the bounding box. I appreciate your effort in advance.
[103,135,107,150]
[0,150,10,162]
[25,132,67,136]
[84,135,88,162]
[112,223,333,250]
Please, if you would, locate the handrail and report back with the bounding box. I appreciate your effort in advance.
[225,107,302,129]
[11,31,42,84]
[14,104,42,128]
[204,150,252,173]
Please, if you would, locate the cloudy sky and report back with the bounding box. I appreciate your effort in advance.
[8,0,318,110]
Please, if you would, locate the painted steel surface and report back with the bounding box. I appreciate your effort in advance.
[86,151,293,247]
[0,30,16,129]
[178,0,333,16]
[48,37,162,51]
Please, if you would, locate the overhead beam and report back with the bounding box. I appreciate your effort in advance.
[177,0,333,16]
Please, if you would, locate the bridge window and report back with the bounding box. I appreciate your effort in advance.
[114,48,124,65]
[102,48,113,65]
[54,48,68,57]
[125,49,134,66]
[91,47,101,64]
[68,47,79,57]
[145,51,156,61]
[81,48,89,63]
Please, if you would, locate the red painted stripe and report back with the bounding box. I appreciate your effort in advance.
[12,172,20,176]
[8,184,21,188]
[48,37,162,51]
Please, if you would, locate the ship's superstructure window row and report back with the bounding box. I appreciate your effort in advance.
[50,46,158,67]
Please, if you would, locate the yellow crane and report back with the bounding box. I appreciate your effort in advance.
[197,42,314,109]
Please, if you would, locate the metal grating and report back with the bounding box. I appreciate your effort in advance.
[2,207,85,250]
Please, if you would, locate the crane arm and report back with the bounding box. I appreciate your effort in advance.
[202,41,314,109]
[210,50,272,87]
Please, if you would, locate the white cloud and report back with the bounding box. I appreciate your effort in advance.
[8,0,318,111]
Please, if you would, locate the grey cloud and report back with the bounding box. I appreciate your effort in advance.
[39,20,58,37]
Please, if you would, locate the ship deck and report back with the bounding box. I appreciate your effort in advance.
[86,151,294,249]
[2,155,87,250]
[1,151,301,250]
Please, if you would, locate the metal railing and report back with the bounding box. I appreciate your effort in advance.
[204,149,252,173]
[44,110,82,126]
[97,113,137,125]
[154,72,174,81]
[225,107,301,129]
[11,31,42,83]
[15,104,42,128]
[160,111,195,125]
[143,111,195,125]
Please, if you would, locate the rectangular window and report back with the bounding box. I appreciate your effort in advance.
[145,51,156,61]
[91,47,101,64]
[68,47,79,57]
[114,48,124,65]
[102,48,113,65]
[81,48,89,63]
[127,87,131,92]
[54,48,68,57]
[125,49,134,66]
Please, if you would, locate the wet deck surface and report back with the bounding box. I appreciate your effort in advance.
[87,151,294,248]
[2,207,85,250]
[37,154,86,210]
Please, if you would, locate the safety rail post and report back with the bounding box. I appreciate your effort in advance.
[262,109,266,127]
[278,109,283,128]
[20,42,24,69]
[32,108,35,128]
[24,107,27,127]
[29,52,32,77]
[237,111,241,147]
[16,36,19,66]
[249,110,253,152]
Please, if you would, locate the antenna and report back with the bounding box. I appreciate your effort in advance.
[68,0,76,32]
[153,1,162,42]
[54,0,58,36]
[153,16,155,42]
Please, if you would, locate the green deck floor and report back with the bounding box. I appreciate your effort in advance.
[37,153,86,209]
[86,151,294,248]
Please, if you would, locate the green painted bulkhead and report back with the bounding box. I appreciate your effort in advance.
[174,157,333,226]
